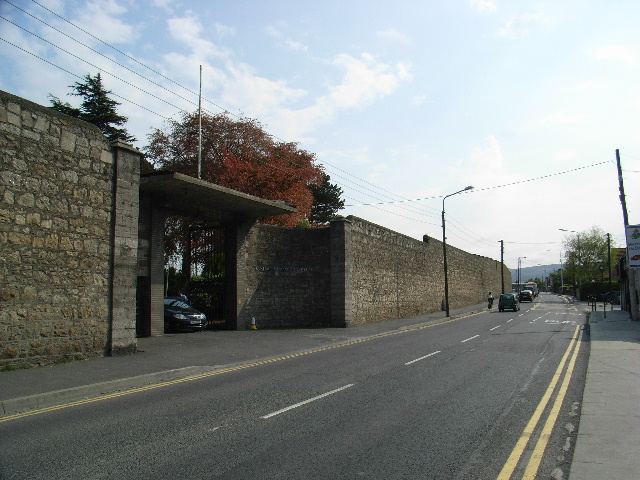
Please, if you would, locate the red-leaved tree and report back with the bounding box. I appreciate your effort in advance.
[145,111,323,226]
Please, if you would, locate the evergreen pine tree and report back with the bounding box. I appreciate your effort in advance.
[309,173,345,225]
[49,73,136,143]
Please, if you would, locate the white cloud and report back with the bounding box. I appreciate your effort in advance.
[167,14,230,58]
[468,135,504,170]
[577,80,598,91]
[455,136,519,192]
[327,53,411,109]
[376,28,412,48]
[541,111,586,124]
[153,0,175,12]
[553,150,578,162]
[470,0,498,13]
[215,23,236,40]
[73,0,138,44]
[266,53,411,139]
[223,61,307,108]
[264,26,308,52]
[591,45,636,64]
[497,11,548,39]
[412,95,428,106]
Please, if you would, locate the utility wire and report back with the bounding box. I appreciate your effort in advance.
[0,9,213,117]
[0,16,190,115]
[21,0,232,116]
[10,0,441,220]
[5,0,630,250]
[346,160,612,207]
[0,37,171,120]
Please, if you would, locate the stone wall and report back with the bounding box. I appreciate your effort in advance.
[334,216,509,326]
[0,90,139,366]
[245,216,511,329]
[243,224,331,328]
[0,89,511,366]
[340,216,443,326]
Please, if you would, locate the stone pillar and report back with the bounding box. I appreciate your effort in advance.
[330,217,352,327]
[148,204,166,336]
[108,140,141,354]
[228,218,255,330]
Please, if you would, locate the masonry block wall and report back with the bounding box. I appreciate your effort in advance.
[336,216,443,326]
[0,90,139,366]
[243,224,331,328]
[342,216,509,325]
[109,140,141,353]
[246,216,511,329]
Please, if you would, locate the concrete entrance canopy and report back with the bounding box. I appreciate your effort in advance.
[137,171,297,336]
[140,171,296,220]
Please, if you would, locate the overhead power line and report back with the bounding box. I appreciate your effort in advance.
[0,37,171,120]
[2,0,634,262]
[6,0,441,220]
[345,160,612,207]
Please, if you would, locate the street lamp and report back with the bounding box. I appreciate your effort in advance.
[605,233,612,292]
[559,252,564,293]
[442,185,474,317]
[517,257,526,290]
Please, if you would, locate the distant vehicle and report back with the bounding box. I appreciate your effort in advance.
[519,290,534,302]
[164,298,207,332]
[498,293,520,312]
[525,282,539,297]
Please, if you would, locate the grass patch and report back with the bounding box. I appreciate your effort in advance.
[0,363,34,372]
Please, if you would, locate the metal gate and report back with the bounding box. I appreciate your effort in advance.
[187,225,226,329]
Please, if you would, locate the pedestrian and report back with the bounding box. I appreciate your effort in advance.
[487,291,494,309]
[177,290,188,302]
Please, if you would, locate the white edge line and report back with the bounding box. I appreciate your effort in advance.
[405,350,441,365]
[461,335,480,343]
[261,384,355,419]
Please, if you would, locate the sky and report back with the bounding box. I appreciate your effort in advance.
[1,0,639,272]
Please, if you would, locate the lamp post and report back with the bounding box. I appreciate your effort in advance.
[559,252,564,293]
[517,257,526,291]
[442,185,474,317]
[606,233,612,292]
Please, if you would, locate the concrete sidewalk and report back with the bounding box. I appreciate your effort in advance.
[568,307,640,480]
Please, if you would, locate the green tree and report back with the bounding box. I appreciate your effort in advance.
[309,173,345,225]
[561,226,613,286]
[49,73,136,143]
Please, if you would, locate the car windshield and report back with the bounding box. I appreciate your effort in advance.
[164,299,191,309]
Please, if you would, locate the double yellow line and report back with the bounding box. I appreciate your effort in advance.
[1,311,483,423]
[497,324,583,479]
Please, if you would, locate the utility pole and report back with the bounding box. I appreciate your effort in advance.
[617,149,638,320]
[617,149,628,225]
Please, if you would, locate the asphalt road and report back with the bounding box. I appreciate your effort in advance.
[0,293,589,479]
